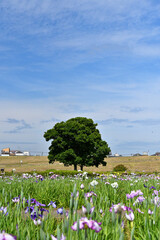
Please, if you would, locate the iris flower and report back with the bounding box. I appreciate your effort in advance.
[48,201,56,208]
[90,180,98,187]
[33,219,42,225]
[85,191,97,199]
[57,207,63,215]
[125,211,134,221]
[111,182,118,189]
[12,197,20,203]
[126,190,143,199]
[80,184,84,189]
[109,203,133,214]
[0,207,8,216]
[82,206,95,214]
[148,209,153,215]
[51,233,66,240]
[71,217,102,233]
[0,231,17,240]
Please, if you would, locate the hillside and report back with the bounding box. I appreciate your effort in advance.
[0,155,160,173]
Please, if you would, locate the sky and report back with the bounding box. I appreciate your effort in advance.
[1,0,160,156]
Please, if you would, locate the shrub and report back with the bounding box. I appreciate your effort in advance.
[113,164,127,172]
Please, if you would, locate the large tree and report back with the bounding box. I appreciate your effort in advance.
[44,117,110,171]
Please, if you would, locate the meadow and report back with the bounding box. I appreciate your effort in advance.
[0,171,160,239]
[1,156,160,239]
[1,155,160,173]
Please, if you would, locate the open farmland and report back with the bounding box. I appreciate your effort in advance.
[0,155,160,173]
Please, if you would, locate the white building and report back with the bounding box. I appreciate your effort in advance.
[23,151,30,156]
[114,153,120,157]
[143,151,148,156]
[15,151,24,156]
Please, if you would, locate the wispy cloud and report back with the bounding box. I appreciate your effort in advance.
[4,118,20,124]
[98,118,129,125]
[1,0,160,60]
[40,118,60,124]
[121,106,145,113]
[98,118,160,126]
[3,118,32,133]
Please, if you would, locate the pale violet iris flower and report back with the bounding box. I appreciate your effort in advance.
[0,231,17,240]
[125,211,134,221]
[33,219,42,225]
[48,201,56,208]
[51,233,66,240]
[80,184,84,189]
[71,217,102,233]
[82,206,95,214]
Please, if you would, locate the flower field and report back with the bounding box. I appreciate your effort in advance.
[0,172,160,239]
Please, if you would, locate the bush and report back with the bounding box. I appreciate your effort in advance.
[113,164,127,172]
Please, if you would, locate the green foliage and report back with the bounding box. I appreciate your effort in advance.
[44,117,110,170]
[113,164,127,172]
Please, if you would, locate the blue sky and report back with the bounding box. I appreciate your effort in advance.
[1,0,160,155]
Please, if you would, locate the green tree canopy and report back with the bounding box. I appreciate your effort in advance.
[44,117,111,171]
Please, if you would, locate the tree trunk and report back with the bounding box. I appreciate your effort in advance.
[74,164,77,171]
[80,165,83,171]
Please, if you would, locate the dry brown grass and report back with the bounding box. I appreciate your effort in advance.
[0,155,160,173]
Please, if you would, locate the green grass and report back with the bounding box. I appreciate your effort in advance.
[0,173,160,239]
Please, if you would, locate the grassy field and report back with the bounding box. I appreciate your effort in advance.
[0,155,160,173]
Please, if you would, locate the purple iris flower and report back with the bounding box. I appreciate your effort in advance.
[0,207,8,216]
[33,219,42,225]
[71,191,79,198]
[35,202,46,207]
[0,232,17,240]
[85,191,97,199]
[25,206,34,214]
[40,208,49,213]
[150,186,156,190]
[80,184,84,189]
[109,203,133,213]
[30,211,43,220]
[148,209,153,215]
[82,206,95,214]
[12,197,20,203]
[71,217,102,233]
[137,196,145,202]
[48,201,56,208]
[100,209,103,214]
[26,198,37,204]
[57,207,63,215]
[153,190,159,196]
[125,211,134,221]
[152,196,160,206]
[137,208,144,214]
[126,190,143,199]
[143,184,148,188]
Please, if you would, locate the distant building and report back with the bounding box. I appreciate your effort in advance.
[114,153,120,157]
[143,151,148,156]
[152,152,160,156]
[10,150,17,156]
[1,148,30,156]
[23,151,30,156]
[133,153,142,156]
[15,151,24,156]
[1,148,10,156]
